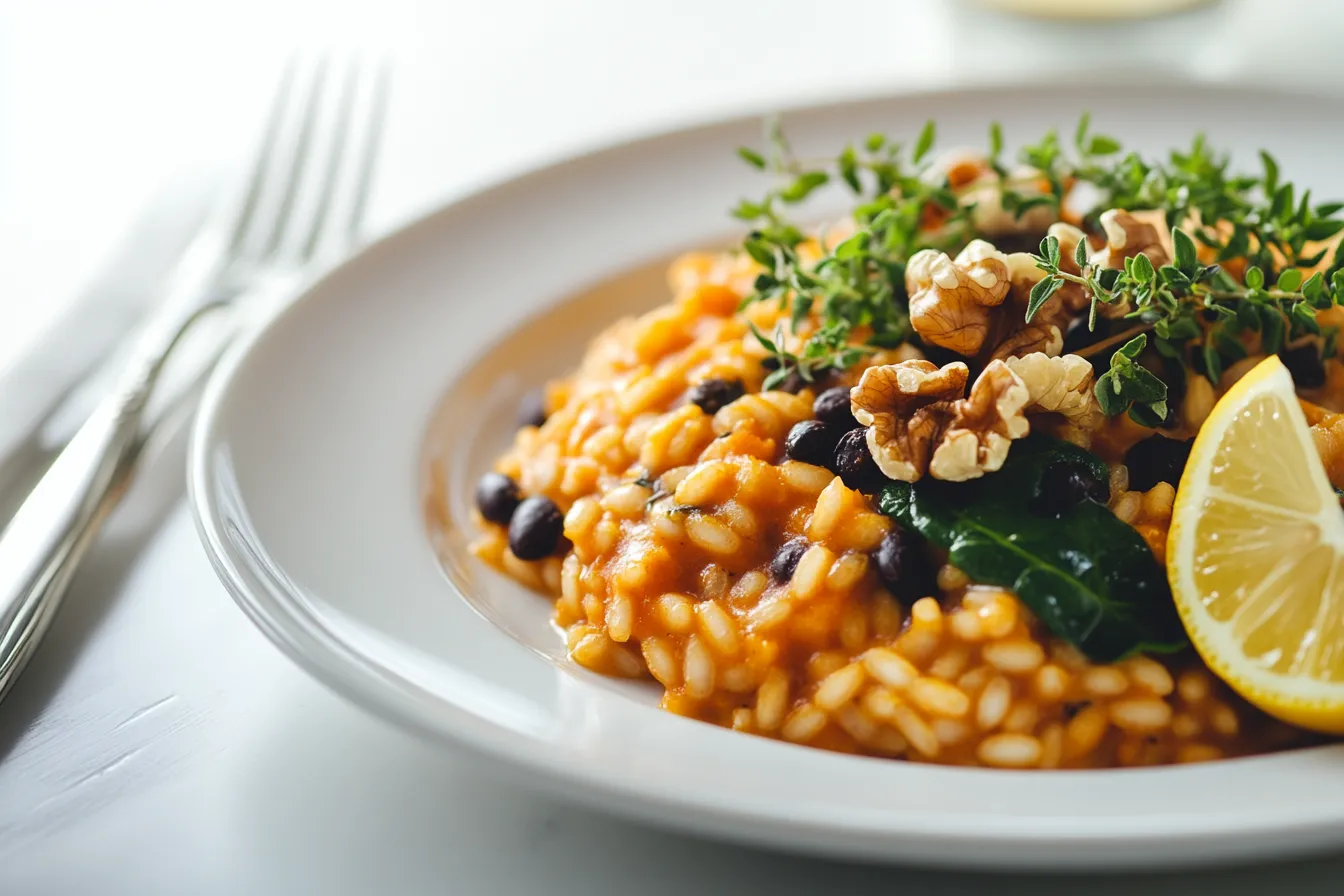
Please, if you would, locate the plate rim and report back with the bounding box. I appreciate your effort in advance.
[188,79,1344,869]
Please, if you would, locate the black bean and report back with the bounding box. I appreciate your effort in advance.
[1280,344,1327,390]
[1030,462,1108,518]
[784,420,843,467]
[833,427,886,492]
[508,496,564,560]
[475,472,522,525]
[770,538,809,583]
[517,390,547,429]
[687,378,745,415]
[1124,435,1195,492]
[872,527,936,605]
[812,386,857,428]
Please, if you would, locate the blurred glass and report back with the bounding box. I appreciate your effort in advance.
[973,0,1216,17]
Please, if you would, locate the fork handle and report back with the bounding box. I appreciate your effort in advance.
[0,297,222,701]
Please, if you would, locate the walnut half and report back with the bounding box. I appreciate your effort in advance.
[850,359,1030,483]
[849,360,969,483]
[906,240,1013,356]
[1003,352,1104,446]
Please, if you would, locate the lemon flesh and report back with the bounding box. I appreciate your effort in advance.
[1169,355,1344,733]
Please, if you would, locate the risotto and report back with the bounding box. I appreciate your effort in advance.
[466,117,1344,768]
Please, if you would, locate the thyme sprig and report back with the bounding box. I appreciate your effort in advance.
[1030,220,1344,423]
[734,118,967,388]
[734,113,1344,412]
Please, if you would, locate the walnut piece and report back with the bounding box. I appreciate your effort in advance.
[1003,352,1103,446]
[981,223,1090,362]
[989,322,1063,361]
[907,240,1013,355]
[1095,208,1172,269]
[929,360,1031,481]
[850,359,1030,483]
[850,361,969,482]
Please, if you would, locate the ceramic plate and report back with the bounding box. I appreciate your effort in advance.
[190,83,1344,870]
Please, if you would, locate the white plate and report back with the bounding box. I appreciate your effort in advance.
[190,83,1344,870]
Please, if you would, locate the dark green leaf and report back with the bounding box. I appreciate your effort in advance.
[1097,268,1122,290]
[838,145,861,193]
[731,199,765,221]
[1128,401,1167,428]
[1202,344,1223,384]
[1300,249,1329,269]
[1124,365,1168,403]
[912,120,936,164]
[1163,316,1202,341]
[1116,333,1148,359]
[1087,134,1122,156]
[761,367,792,391]
[1215,326,1249,361]
[737,147,766,169]
[743,234,777,268]
[748,322,778,353]
[988,122,1004,158]
[1026,277,1062,322]
[1271,183,1295,221]
[1260,150,1280,195]
[1073,235,1089,268]
[877,436,1186,662]
[1195,264,1222,283]
[1303,271,1329,306]
[1292,301,1321,335]
[1235,301,1262,330]
[833,230,869,260]
[1042,234,1061,267]
[1159,265,1192,290]
[1094,370,1126,416]
[780,170,830,203]
[1131,252,1156,283]
[1304,219,1344,241]
[1260,307,1286,354]
[1172,227,1198,273]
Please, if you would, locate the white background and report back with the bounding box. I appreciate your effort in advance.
[3,0,1344,892]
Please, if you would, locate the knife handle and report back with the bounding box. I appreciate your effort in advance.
[0,299,223,700]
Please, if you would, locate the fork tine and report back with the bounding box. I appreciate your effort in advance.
[294,60,360,262]
[340,60,390,246]
[299,58,390,264]
[252,56,333,262]
[225,57,300,258]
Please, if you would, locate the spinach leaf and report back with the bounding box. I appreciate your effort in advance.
[877,435,1186,663]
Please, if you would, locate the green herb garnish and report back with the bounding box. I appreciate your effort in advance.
[733,118,963,388]
[733,114,1344,411]
[878,436,1186,662]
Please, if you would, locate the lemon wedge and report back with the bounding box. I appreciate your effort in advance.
[1168,354,1344,733]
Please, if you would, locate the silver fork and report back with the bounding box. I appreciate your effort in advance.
[0,55,389,701]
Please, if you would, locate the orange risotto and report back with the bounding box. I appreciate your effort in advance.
[466,120,1344,768]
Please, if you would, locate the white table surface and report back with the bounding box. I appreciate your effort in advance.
[4,1,1344,892]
